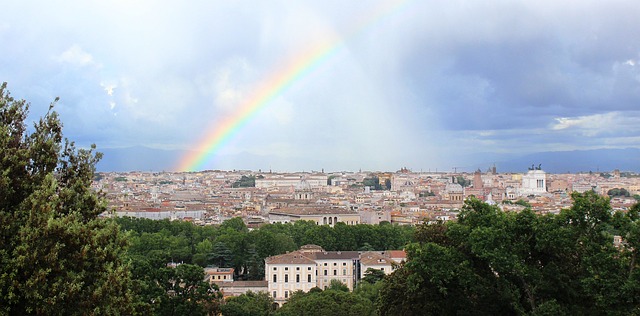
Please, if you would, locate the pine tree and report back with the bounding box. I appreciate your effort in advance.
[0,82,133,315]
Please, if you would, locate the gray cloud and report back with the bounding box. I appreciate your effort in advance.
[1,0,639,171]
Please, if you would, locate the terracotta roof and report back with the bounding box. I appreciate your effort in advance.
[217,280,268,288]
[360,251,395,266]
[386,250,406,260]
[265,250,316,265]
[312,251,360,260]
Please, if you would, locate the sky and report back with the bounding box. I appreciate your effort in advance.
[1,0,640,172]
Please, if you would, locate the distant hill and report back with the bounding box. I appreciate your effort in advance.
[96,146,187,172]
[96,146,640,173]
[487,148,640,173]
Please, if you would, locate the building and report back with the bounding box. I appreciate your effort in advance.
[264,245,405,306]
[520,168,547,196]
[265,245,322,306]
[268,207,360,226]
[256,174,328,189]
[359,251,398,279]
[204,267,234,283]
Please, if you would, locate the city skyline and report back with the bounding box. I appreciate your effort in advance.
[2,1,640,172]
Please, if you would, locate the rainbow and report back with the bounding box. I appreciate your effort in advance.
[176,0,409,172]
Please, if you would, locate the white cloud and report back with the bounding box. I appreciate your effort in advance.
[100,82,117,96]
[551,112,640,136]
[56,45,98,67]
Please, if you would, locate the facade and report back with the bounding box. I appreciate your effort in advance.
[115,209,206,220]
[520,169,547,196]
[268,207,360,226]
[204,267,234,283]
[256,174,328,189]
[265,246,321,306]
[217,281,268,297]
[264,245,405,306]
[314,251,360,290]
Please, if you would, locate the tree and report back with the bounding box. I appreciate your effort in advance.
[456,175,471,187]
[608,188,630,197]
[220,291,275,316]
[378,192,640,315]
[361,268,386,284]
[221,216,249,232]
[155,264,222,316]
[276,288,374,316]
[328,279,349,292]
[232,175,256,188]
[0,82,133,314]
[209,242,234,268]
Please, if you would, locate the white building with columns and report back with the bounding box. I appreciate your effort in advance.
[520,169,547,196]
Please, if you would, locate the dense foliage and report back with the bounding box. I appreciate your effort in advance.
[118,217,415,280]
[276,281,375,316]
[232,175,256,188]
[0,83,133,314]
[117,215,412,314]
[379,192,640,315]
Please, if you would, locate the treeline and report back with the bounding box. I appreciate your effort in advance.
[378,191,640,315]
[117,217,414,314]
[117,217,415,281]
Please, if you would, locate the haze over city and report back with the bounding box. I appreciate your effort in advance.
[1,0,640,172]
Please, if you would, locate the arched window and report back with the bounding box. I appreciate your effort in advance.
[285,274,289,283]
[273,274,277,282]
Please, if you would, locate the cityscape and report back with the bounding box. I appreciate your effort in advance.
[99,167,640,225]
[3,0,640,314]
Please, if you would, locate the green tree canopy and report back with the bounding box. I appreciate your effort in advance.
[361,268,386,284]
[276,288,374,316]
[0,82,133,314]
[221,291,275,316]
[378,192,640,315]
[155,264,222,316]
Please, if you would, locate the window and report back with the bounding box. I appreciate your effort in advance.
[296,274,300,282]
[273,267,277,271]
[285,267,288,271]
[308,274,311,282]
[308,267,311,270]
[324,270,327,276]
[343,262,346,266]
[285,274,289,283]
[333,263,337,266]
[273,274,277,282]
[273,291,276,298]
[323,263,327,266]
[333,270,337,276]
[296,267,300,271]
[285,291,289,298]
[343,269,346,275]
